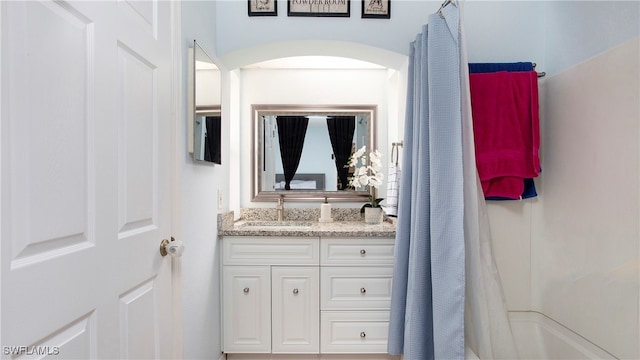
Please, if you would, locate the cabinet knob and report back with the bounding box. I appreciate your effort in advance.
[243,287,250,293]
[360,331,366,338]
[360,287,366,294]
[360,249,366,255]
[293,288,299,294]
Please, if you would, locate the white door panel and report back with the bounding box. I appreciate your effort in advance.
[6,0,94,270]
[1,1,175,358]
[119,278,161,359]
[117,43,158,236]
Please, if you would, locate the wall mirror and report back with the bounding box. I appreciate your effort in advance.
[190,40,221,164]
[252,104,376,202]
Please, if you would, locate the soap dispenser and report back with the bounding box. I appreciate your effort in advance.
[319,197,333,223]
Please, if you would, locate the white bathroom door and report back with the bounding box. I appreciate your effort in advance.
[1,1,176,358]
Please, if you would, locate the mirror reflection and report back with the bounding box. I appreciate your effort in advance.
[252,105,376,202]
[194,108,221,163]
[192,40,221,164]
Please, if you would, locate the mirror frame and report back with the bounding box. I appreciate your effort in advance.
[251,104,377,202]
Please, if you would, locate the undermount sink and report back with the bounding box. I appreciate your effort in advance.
[238,221,313,229]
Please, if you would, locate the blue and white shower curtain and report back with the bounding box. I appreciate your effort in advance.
[388,3,518,359]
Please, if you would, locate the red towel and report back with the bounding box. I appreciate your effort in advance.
[470,71,540,199]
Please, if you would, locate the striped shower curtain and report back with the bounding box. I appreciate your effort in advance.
[388,3,519,360]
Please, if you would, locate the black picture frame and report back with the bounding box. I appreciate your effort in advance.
[288,0,350,17]
[248,0,278,16]
[362,0,390,19]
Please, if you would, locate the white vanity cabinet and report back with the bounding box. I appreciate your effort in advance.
[222,235,398,359]
[222,236,320,354]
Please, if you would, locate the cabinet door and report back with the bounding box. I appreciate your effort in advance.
[223,266,271,353]
[272,267,320,354]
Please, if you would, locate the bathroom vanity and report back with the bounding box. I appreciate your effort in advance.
[219,211,399,360]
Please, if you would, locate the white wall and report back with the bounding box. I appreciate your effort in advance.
[239,68,392,207]
[216,1,544,69]
[543,1,639,76]
[216,0,444,61]
[180,1,226,359]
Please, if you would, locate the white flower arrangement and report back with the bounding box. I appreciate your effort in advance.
[346,146,384,209]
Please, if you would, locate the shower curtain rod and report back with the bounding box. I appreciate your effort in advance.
[439,0,456,11]
[437,0,456,17]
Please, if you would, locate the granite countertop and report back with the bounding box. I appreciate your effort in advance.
[218,208,396,238]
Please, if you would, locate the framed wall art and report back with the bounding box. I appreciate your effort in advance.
[248,0,278,16]
[362,0,390,19]
[288,0,350,17]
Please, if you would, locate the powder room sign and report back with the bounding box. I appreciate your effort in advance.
[288,0,351,17]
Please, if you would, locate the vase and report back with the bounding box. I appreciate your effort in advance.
[364,207,383,225]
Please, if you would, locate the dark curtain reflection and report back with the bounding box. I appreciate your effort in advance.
[276,116,309,190]
[204,116,221,164]
[326,116,356,190]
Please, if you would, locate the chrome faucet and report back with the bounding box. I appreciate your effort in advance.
[276,195,284,221]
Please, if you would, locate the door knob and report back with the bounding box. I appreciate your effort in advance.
[160,237,184,257]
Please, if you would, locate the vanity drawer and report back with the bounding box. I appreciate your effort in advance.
[320,311,391,354]
[320,267,393,310]
[223,236,319,265]
[321,238,395,266]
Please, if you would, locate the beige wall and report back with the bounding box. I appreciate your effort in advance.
[535,37,640,359]
[490,37,639,359]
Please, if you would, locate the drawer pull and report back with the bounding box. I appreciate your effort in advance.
[360,331,366,338]
[360,287,367,294]
[243,287,250,293]
[360,249,367,255]
[293,288,299,295]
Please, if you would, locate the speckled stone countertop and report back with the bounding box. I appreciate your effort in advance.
[218,208,396,238]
